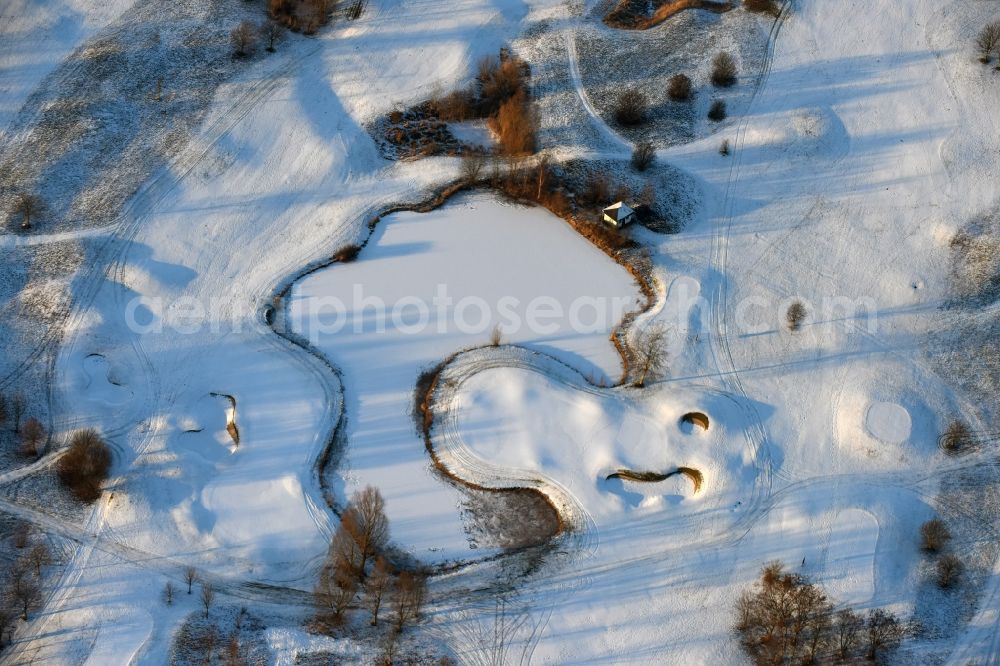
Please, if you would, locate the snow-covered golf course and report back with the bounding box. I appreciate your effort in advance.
[0,0,999,662]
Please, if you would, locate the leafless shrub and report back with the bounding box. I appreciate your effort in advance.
[632,323,668,387]
[0,607,15,648]
[461,153,487,184]
[12,523,29,549]
[631,141,656,171]
[489,324,503,347]
[708,99,727,121]
[976,21,1000,63]
[614,88,648,126]
[744,0,780,17]
[490,90,537,156]
[477,53,529,116]
[231,21,258,58]
[667,74,692,101]
[57,428,112,503]
[786,300,806,331]
[711,52,738,87]
[19,418,45,457]
[936,554,963,588]
[920,518,951,553]
[940,420,972,455]
[581,172,612,206]
[333,244,362,263]
[164,580,175,605]
[432,89,475,121]
[720,139,730,155]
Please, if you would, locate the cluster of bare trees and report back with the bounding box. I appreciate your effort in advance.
[920,517,964,589]
[169,573,253,666]
[736,561,905,664]
[312,487,427,664]
[427,49,537,156]
[267,0,336,35]
[231,20,288,57]
[56,429,112,503]
[976,21,1000,64]
[0,392,45,458]
[0,525,52,648]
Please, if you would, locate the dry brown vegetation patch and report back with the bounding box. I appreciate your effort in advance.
[605,0,733,30]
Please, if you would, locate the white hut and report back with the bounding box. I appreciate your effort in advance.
[602,202,635,228]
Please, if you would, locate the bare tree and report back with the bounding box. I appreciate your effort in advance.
[330,516,363,576]
[344,486,389,577]
[937,554,963,588]
[711,52,738,87]
[10,560,40,620]
[231,21,258,58]
[865,608,904,661]
[379,627,401,666]
[12,193,42,231]
[391,570,427,633]
[459,591,546,666]
[786,301,806,331]
[976,21,1000,63]
[185,566,197,594]
[27,542,50,576]
[365,556,391,626]
[11,393,25,433]
[259,20,286,52]
[833,608,864,662]
[720,139,730,156]
[19,418,45,457]
[632,323,668,388]
[201,583,215,617]
[316,557,357,625]
[631,141,656,171]
[920,518,951,552]
[163,580,175,605]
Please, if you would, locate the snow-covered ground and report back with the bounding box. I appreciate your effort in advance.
[1,0,1000,661]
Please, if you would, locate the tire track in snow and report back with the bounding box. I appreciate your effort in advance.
[706,1,790,539]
